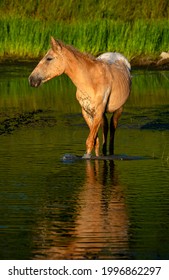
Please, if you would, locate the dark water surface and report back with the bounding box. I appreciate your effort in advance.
[0,64,169,260]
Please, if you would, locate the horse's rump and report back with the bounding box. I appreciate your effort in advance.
[103,61,131,113]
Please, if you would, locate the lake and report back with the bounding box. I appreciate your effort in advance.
[0,63,169,260]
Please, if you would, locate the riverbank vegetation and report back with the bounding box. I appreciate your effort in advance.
[0,0,169,63]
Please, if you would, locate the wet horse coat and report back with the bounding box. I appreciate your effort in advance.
[29,38,131,157]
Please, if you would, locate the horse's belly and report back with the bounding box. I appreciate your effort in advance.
[106,62,131,112]
[106,89,130,112]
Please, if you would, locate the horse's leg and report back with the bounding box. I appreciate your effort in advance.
[109,106,123,155]
[84,110,104,157]
[101,113,108,156]
[82,109,100,157]
[94,135,100,157]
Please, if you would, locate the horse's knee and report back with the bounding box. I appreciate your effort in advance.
[86,136,94,155]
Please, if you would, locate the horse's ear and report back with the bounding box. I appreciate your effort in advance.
[50,37,62,52]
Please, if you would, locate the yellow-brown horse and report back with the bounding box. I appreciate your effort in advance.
[29,37,131,158]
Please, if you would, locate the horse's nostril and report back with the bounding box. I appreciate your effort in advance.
[29,75,42,87]
[28,76,33,86]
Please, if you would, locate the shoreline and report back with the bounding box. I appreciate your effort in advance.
[0,55,169,70]
[130,55,169,70]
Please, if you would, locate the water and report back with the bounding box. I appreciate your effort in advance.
[0,63,169,260]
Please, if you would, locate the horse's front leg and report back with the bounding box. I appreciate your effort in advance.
[83,110,105,158]
[82,109,100,157]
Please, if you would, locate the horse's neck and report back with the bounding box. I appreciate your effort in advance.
[64,49,93,91]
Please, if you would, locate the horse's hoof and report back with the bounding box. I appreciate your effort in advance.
[82,153,92,159]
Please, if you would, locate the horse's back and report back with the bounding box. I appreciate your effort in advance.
[97,52,131,71]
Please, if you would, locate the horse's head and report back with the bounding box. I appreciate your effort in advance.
[29,37,66,87]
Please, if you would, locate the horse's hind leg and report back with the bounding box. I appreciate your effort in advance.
[109,107,123,155]
[101,114,108,156]
[94,134,100,156]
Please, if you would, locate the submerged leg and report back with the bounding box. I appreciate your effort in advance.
[109,107,123,155]
[101,114,108,156]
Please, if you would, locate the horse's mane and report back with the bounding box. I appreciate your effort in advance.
[58,40,97,63]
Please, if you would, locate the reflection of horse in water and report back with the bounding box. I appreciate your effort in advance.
[33,161,129,260]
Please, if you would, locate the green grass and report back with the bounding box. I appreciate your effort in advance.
[0,17,169,61]
[0,18,51,59]
[0,0,169,61]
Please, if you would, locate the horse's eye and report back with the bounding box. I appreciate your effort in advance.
[46,57,53,61]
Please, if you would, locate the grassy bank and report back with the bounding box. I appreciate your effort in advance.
[0,0,169,63]
[0,17,169,63]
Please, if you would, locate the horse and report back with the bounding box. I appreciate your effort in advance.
[29,37,131,158]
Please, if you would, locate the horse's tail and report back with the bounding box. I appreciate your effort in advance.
[97,52,131,71]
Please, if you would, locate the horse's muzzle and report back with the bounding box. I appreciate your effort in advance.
[29,75,42,87]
